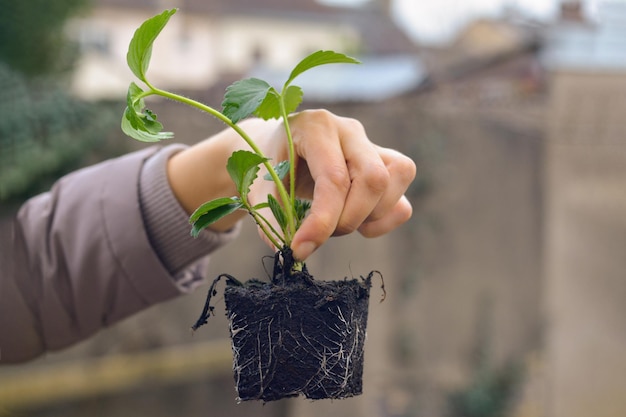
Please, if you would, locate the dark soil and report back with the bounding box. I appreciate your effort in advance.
[192,248,375,402]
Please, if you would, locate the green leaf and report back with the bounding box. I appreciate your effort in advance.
[282,85,303,115]
[267,194,287,233]
[254,84,303,121]
[126,8,177,83]
[222,78,272,123]
[121,82,173,142]
[294,198,311,228]
[189,196,242,222]
[254,89,281,120]
[189,197,243,237]
[141,108,163,134]
[226,150,268,198]
[264,160,289,181]
[285,50,360,87]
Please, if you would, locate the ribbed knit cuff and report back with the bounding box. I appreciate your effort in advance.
[139,144,241,276]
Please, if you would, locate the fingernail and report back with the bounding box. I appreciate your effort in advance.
[295,241,317,260]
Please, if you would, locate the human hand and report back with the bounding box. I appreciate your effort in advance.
[248,109,416,260]
[167,109,416,261]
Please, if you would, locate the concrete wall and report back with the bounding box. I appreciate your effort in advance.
[544,70,626,417]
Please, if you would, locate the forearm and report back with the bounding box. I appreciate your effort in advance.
[166,118,282,232]
[0,145,240,363]
[0,148,175,363]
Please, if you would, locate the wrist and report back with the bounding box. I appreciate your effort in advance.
[140,145,241,275]
[166,130,241,227]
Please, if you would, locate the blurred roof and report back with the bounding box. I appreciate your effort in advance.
[95,0,416,55]
[98,0,352,18]
[340,5,417,55]
[452,19,537,58]
[542,1,626,71]
[249,54,428,102]
[421,18,541,81]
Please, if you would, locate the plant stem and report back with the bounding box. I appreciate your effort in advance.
[248,211,283,249]
[278,98,298,239]
[251,211,286,247]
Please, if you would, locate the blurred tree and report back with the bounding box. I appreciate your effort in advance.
[0,62,120,202]
[0,0,89,77]
[0,0,124,203]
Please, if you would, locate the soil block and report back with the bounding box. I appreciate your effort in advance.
[192,249,378,402]
[224,273,372,402]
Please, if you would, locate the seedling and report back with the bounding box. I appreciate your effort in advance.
[122,8,359,269]
[122,9,378,402]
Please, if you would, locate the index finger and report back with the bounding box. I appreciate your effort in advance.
[290,114,352,260]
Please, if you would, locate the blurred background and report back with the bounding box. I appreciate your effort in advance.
[1,0,625,416]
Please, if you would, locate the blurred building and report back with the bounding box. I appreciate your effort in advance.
[5,2,626,417]
[541,1,626,416]
[68,0,423,100]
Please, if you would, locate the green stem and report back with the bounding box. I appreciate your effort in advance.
[248,211,283,249]
[253,211,286,247]
[278,97,297,239]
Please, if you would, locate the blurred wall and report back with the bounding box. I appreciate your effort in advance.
[544,70,626,417]
[0,81,546,417]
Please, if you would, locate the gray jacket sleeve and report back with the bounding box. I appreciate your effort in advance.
[0,145,239,363]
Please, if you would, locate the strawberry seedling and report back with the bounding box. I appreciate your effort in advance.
[122,9,377,402]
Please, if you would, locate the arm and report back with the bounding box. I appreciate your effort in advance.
[0,145,239,363]
[0,110,415,363]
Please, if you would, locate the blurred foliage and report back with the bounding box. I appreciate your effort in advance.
[446,363,520,417]
[446,298,521,417]
[0,63,121,202]
[0,0,90,77]
[0,0,123,203]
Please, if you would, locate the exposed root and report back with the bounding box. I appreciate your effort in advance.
[370,270,386,303]
[224,273,372,401]
[191,273,242,332]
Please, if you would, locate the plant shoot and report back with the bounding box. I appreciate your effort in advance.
[122,8,360,263]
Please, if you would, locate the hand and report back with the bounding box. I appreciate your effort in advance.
[167,109,416,261]
[248,109,416,260]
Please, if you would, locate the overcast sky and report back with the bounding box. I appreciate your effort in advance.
[320,0,604,44]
